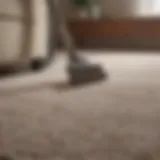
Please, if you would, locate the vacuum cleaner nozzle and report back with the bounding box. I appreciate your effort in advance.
[68,63,107,86]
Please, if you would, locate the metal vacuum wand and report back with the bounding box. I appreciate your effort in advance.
[53,0,107,85]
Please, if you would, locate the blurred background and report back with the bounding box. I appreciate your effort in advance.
[62,0,160,50]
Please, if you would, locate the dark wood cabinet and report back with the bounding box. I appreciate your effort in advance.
[67,18,160,50]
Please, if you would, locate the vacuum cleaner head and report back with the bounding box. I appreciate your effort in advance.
[68,63,107,86]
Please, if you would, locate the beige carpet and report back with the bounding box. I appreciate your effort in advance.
[0,51,160,160]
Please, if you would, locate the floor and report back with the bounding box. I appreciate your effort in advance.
[0,51,160,160]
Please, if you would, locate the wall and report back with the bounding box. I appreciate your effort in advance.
[101,0,138,17]
[64,0,140,18]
